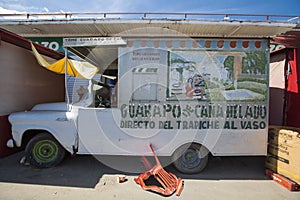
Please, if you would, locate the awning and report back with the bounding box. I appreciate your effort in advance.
[31,43,99,79]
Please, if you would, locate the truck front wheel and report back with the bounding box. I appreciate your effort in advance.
[172,143,209,174]
[25,133,66,168]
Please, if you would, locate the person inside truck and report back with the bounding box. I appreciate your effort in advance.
[92,80,112,108]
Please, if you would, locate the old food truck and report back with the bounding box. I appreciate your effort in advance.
[7,37,269,173]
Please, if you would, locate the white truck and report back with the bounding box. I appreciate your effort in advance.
[7,37,269,173]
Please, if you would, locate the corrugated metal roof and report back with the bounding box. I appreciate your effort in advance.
[274,31,300,48]
[0,13,299,38]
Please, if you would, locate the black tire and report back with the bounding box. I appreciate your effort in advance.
[25,132,66,168]
[172,143,209,174]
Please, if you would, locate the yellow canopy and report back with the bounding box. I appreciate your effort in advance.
[31,43,99,79]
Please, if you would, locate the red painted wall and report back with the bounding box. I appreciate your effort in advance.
[285,48,300,127]
[0,116,17,158]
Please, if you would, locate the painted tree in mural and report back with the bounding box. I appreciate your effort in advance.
[224,52,267,76]
[223,56,234,80]
[242,51,267,75]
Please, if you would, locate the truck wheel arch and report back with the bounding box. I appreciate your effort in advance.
[21,129,46,148]
[21,129,72,151]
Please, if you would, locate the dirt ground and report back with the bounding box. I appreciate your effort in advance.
[0,151,299,200]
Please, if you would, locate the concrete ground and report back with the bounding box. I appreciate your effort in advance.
[0,151,299,200]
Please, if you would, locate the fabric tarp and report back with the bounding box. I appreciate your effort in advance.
[287,48,300,93]
[31,43,99,79]
[270,52,285,89]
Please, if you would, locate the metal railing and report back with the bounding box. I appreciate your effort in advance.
[0,12,299,22]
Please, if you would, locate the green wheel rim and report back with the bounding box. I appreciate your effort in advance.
[32,139,59,163]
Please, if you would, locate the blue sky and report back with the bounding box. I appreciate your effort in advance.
[0,0,299,16]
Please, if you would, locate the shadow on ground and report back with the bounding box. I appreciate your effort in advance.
[0,151,267,188]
